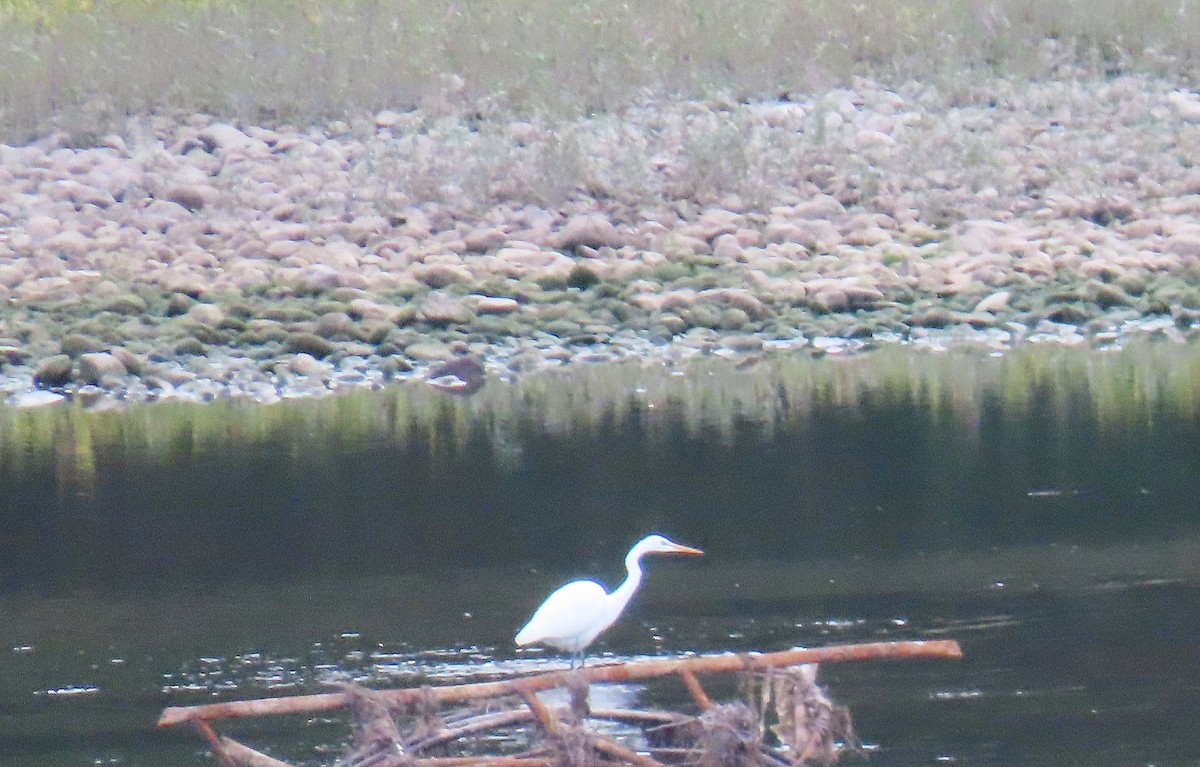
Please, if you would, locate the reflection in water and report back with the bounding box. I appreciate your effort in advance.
[1,345,1199,766]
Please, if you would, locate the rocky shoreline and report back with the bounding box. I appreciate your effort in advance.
[2,74,1200,408]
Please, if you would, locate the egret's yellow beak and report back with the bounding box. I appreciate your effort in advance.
[669,543,704,556]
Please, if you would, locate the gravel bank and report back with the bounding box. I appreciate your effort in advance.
[2,74,1200,407]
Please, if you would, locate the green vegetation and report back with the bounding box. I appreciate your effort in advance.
[3,340,1199,487]
[1,0,1198,142]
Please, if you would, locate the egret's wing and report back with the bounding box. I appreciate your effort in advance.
[515,580,608,648]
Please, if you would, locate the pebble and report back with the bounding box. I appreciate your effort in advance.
[33,355,73,387]
[974,291,1012,313]
[188,303,226,328]
[77,352,127,384]
[473,296,520,315]
[287,353,328,377]
[554,214,622,250]
[0,76,1195,406]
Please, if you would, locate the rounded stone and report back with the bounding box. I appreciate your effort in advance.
[167,293,198,316]
[1045,303,1091,324]
[719,307,752,330]
[61,333,105,358]
[188,303,226,328]
[315,311,356,339]
[973,290,1012,314]
[34,355,73,388]
[721,334,764,351]
[567,264,601,290]
[283,332,335,358]
[174,338,207,356]
[103,294,149,315]
[288,353,328,377]
[78,352,128,385]
[110,346,143,375]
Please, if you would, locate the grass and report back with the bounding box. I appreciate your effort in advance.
[0,0,1198,142]
[2,339,1199,487]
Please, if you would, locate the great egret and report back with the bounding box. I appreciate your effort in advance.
[515,534,703,666]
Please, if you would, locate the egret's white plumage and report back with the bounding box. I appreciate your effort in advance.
[515,534,703,665]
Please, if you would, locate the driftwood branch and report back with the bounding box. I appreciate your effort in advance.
[589,735,667,767]
[677,670,713,711]
[406,708,684,753]
[222,734,560,767]
[219,737,297,767]
[159,640,962,727]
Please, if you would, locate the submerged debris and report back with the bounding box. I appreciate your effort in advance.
[336,684,408,767]
[750,664,861,765]
[160,641,958,767]
[546,713,596,767]
[692,703,762,767]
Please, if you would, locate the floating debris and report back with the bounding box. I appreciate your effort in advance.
[158,640,961,767]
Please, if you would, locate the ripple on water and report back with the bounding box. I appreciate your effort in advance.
[37,685,101,697]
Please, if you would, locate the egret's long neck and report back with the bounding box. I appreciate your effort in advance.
[608,545,647,612]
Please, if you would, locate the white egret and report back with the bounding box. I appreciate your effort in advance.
[515,534,703,666]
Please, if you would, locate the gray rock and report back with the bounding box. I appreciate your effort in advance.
[380,356,415,376]
[0,344,29,365]
[554,214,622,250]
[165,184,216,212]
[712,233,745,261]
[417,263,471,289]
[283,332,335,358]
[197,123,260,153]
[719,307,751,330]
[473,296,520,315]
[34,355,73,388]
[811,287,849,313]
[1089,282,1135,309]
[110,346,143,375]
[188,303,226,327]
[287,352,328,377]
[78,352,128,384]
[404,341,451,361]
[419,295,472,325]
[167,292,198,316]
[973,290,1012,313]
[174,338,207,356]
[721,334,764,351]
[464,227,508,252]
[103,293,149,315]
[315,311,356,339]
[60,333,105,357]
[567,264,601,289]
[1045,303,1090,324]
[910,308,954,328]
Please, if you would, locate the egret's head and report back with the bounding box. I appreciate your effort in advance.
[637,534,704,556]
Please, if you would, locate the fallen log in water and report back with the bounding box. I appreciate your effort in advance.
[158,639,961,727]
[159,639,963,767]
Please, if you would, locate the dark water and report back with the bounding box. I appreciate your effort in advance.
[2,382,1199,766]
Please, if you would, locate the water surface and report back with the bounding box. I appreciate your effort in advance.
[2,348,1198,766]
